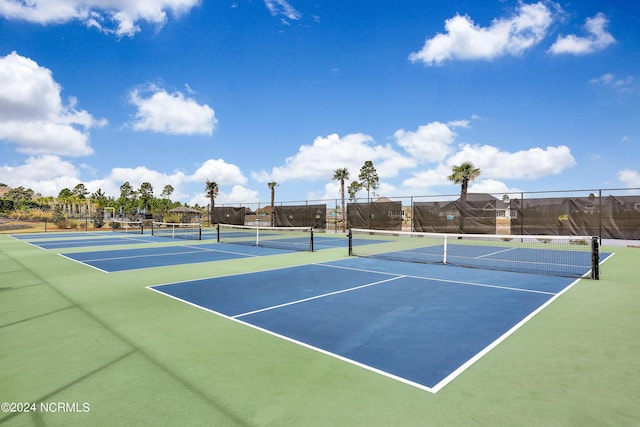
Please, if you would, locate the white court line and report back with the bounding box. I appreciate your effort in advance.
[233,275,406,319]
[146,261,591,393]
[474,246,518,259]
[317,262,556,296]
[65,244,259,264]
[57,253,109,273]
[146,283,438,394]
[430,274,583,393]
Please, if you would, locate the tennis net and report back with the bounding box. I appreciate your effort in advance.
[217,224,314,251]
[111,220,144,234]
[152,222,202,240]
[348,228,600,279]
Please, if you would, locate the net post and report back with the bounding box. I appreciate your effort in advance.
[310,228,314,252]
[347,228,353,256]
[198,224,202,241]
[151,221,155,236]
[442,235,448,264]
[591,236,600,280]
[216,223,221,242]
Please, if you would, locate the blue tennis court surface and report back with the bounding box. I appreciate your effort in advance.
[13,231,348,251]
[150,258,579,392]
[11,231,169,249]
[60,243,297,272]
[10,231,111,240]
[369,244,596,277]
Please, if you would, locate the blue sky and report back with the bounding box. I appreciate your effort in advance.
[0,0,638,206]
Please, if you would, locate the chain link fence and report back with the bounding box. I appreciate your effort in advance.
[213,187,640,240]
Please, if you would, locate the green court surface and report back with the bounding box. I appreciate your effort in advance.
[1,230,639,426]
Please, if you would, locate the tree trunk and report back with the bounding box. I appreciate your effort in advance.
[341,180,346,232]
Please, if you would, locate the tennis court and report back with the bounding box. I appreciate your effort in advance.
[55,226,345,272]
[2,226,637,426]
[61,243,276,272]
[150,257,590,392]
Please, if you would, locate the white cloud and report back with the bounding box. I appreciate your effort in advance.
[402,144,576,191]
[190,159,248,185]
[0,52,105,156]
[258,133,415,183]
[590,73,614,85]
[0,155,82,196]
[549,13,615,55]
[263,0,301,21]
[190,184,259,207]
[402,163,453,189]
[0,154,252,204]
[447,144,576,179]
[107,166,189,198]
[319,181,341,201]
[0,0,200,37]
[447,119,470,128]
[467,179,522,195]
[590,73,634,92]
[129,85,216,136]
[409,2,554,65]
[617,169,640,187]
[394,121,458,163]
[0,157,196,201]
[223,185,260,204]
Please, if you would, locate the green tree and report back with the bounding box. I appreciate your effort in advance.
[72,183,88,199]
[52,204,66,227]
[118,182,137,218]
[205,180,219,225]
[138,182,154,214]
[358,160,379,203]
[447,162,481,234]
[57,188,73,216]
[347,181,362,203]
[72,183,89,216]
[119,181,135,200]
[447,162,481,202]
[39,196,55,209]
[161,185,174,200]
[268,182,278,226]
[5,186,35,218]
[153,184,175,221]
[90,189,108,228]
[5,186,35,209]
[332,168,349,231]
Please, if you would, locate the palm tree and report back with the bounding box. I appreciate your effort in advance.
[332,168,349,231]
[268,182,278,226]
[57,188,73,217]
[448,162,481,233]
[205,180,219,225]
[448,162,481,201]
[72,183,89,217]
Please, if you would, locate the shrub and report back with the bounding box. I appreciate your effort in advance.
[163,213,181,223]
